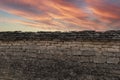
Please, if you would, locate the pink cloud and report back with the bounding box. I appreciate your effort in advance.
[0,0,120,31]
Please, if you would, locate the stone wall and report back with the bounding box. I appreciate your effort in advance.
[0,30,120,41]
[0,31,120,80]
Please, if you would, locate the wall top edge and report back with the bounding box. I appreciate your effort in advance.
[0,30,120,41]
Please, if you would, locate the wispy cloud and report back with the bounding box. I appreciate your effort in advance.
[0,0,120,31]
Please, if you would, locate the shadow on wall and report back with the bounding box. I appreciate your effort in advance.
[0,30,120,41]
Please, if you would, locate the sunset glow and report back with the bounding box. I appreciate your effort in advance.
[0,0,120,31]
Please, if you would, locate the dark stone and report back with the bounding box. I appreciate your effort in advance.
[0,30,120,41]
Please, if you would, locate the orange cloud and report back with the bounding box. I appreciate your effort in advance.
[86,0,120,20]
[0,0,120,31]
[0,0,89,31]
[86,0,120,29]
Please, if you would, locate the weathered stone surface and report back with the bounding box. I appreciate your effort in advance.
[94,56,107,63]
[81,50,95,56]
[102,48,120,52]
[103,52,116,57]
[0,31,119,80]
[0,30,120,41]
[107,57,119,64]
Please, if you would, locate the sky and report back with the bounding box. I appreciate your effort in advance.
[0,0,120,32]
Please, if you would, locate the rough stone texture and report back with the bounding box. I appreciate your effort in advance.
[0,30,120,41]
[107,57,119,64]
[0,31,120,80]
[93,56,107,63]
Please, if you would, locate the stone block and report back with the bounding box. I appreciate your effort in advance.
[103,52,116,57]
[115,52,120,57]
[94,56,106,63]
[102,48,120,52]
[110,70,120,75]
[81,50,95,56]
[107,57,119,64]
[79,56,93,62]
